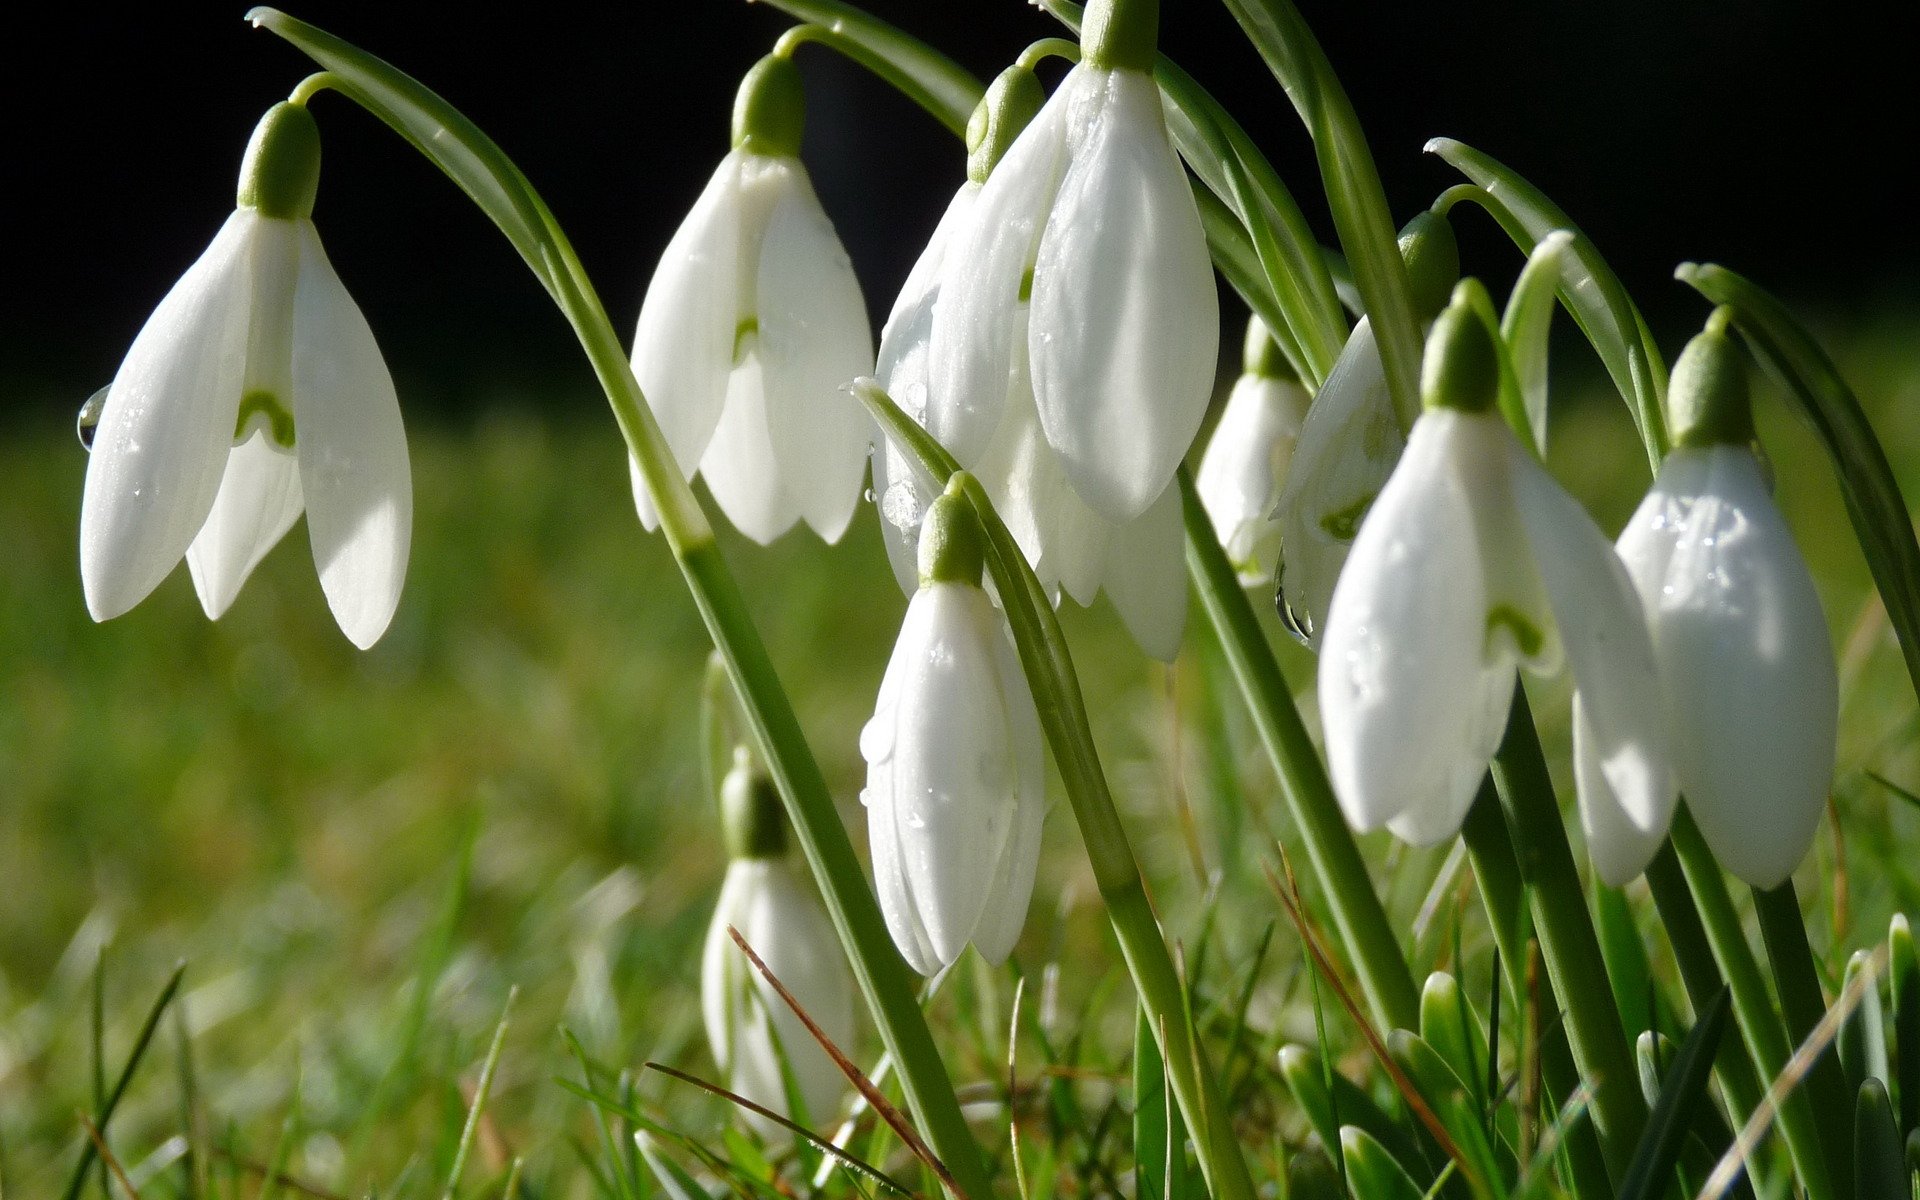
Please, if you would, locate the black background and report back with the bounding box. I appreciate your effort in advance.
[6,1,1914,422]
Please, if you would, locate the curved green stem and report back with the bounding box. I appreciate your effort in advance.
[287,71,339,106]
[1180,474,1420,1032]
[246,11,992,1193]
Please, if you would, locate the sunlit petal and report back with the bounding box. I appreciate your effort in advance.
[186,432,304,619]
[1100,482,1187,662]
[1196,373,1312,584]
[698,355,800,544]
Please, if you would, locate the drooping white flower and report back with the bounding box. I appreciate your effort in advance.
[79,101,410,650]
[927,53,1217,525]
[1197,316,1313,585]
[1317,298,1673,875]
[861,490,1047,974]
[702,757,856,1135]
[629,54,872,545]
[1582,328,1837,889]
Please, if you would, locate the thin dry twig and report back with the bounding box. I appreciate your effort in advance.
[77,1114,140,1200]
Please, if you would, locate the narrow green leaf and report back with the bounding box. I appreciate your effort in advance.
[1420,973,1486,1117]
[60,962,187,1200]
[1498,230,1574,454]
[1890,914,1920,1134]
[1287,1144,1347,1200]
[1218,0,1426,428]
[1389,1030,1507,1200]
[1853,1079,1905,1200]
[1591,872,1657,1043]
[1279,1044,1428,1182]
[1134,1008,1172,1200]
[1616,987,1730,1200]
[1753,881,1855,1196]
[444,989,515,1200]
[1841,950,1891,1095]
[1342,1126,1427,1200]
[1428,138,1669,467]
[1676,261,1920,708]
[746,0,981,134]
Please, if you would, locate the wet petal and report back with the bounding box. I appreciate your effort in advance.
[967,618,1047,965]
[81,210,261,620]
[291,222,411,649]
[186,432,304,619]
[1029,68,1219,522]
[1100,482,1187,661]
[862,594,943,976]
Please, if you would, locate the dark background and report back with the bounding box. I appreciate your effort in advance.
[6,1,1914,422]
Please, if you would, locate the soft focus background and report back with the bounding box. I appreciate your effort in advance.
[4,1,1919,1195]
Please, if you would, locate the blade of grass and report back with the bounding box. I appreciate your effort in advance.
[443,989,516,1200]
[60,962,186,1200]
[1617,988,1731,1200]
[1751,883,1855,1194]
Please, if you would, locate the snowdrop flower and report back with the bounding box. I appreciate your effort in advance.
[1318,289,1673,876]
[1197,316,1312,585]
[702,751,856,1135]
[1588,324,1836,889]
[1274,210,1457,641]
[79,100,410,649]
[927,0,1218,525]
[861,486,1047,974]
[629,52,872,544]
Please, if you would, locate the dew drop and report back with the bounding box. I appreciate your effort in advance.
[76,385,108,451]
[880,480,925,532]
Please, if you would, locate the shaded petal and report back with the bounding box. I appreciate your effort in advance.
[861,598,942,976]
[738,859,857,1128]
[1647,447,1836,889]
[758,165,874,543]
[292,222,411,649]
[966,618,1048,965]
[1274,319,1404,643]
[1101,482,1187,661]
[630,151,754,530]
[1196,373,1312,584]
[1510,443,1675,884]
[927,73,1074,463]
[81,210,261,620]
[1318,411,1516,841]
[186,432,304,619]
[1030,67,1220,523]
[698,354,800,544]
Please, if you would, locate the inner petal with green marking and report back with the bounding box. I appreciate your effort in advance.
[234,389,296,449]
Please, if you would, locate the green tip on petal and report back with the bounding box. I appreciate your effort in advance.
[720,748,787,860]
[237,100,321,219]
[732,53,806,158]
[918,478,987,587]
[1241,314,1294,381]
[1398,209,1460,320]
[1421,289,1499,414]
[967,64,1045,184]
[1081,0,1159,72]
[1668,319,1754,449]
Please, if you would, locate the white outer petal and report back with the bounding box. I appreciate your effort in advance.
[966,618,1047,965]
[757,164,874,543]
[1510,442,1675,885]
[81,210,260,621]
[927,73,1074,463]
[698,354,800,544]
[291,222,411,649]
[629,151,752,531]
[1639,447,1836,889]
[1029,67,1220,523]
[186,432,304,619]
[1196,373,1311,584]
[1317,411,1517,841]
[861,596,943,975]
[1100,483,1187,662]
[1273,319,1404,642]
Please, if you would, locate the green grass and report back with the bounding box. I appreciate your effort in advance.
[2,313,1919,1197]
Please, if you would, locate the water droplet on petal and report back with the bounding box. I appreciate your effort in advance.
[881,480,925,533]
[858,712,894,764]
[76,385,108,451]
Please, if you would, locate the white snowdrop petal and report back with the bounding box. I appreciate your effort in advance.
[1613,451,1708,612]
[1029,68,1219,523]
[698,355,800,544]
[757,166,874,543]
[1572,698,1670,886]
[291,222,411,650]
[186,432,304,619]
[862,593,949,976]
[81,210,261,621]
[1317,411,1515,838]
[869,436,926,595]
[1196,374,1311,584]
[927,75,1074,463]
[1273,319,1404,642]
[1509,443,1675,874]
[1652,447,1837,889]
[966,622,1048,966]
[736,860,857,1126]
[630,151,752,530]
[1101,483,1187,661]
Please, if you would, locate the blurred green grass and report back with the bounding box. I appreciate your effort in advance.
[2,311,1919,1195]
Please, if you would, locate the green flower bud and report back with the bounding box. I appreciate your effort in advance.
[1398,209,1460,320]
[732,53,806,158]
[1081,0,1159,72]
[1240,314,1295,381]
[967,64,1045,185]
[1420,289,1498,415]
[1668,320,1753,449]
[918,480,987,587]
[719,748,787,860]
[236,101,321,220]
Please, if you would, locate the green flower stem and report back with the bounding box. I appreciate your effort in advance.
[1487,688,1646,1177]
[856,383,1256,1200]
[246,12,992,1194]
[1179,473,1420,1032]
[1641,846,1763,1131]
[1667,811,1835,1200]
[747,0,983,138]
[1457,791,1617,1200]
[1752,882,1854,1196]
